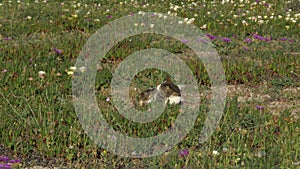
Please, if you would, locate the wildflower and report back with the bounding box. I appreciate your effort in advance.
[2,69,7,73]
[255,105,263,110]
[258,20,264,24]
[253,34,264,40]
[9,159,21,163]
[150,24,154,28]
[3,37,11,41]
[285,25,290,29]
[0,156,10,162]
[212,150,219,155]
[180,39,188,43]
[222,147,228,153]
[186,18,195,24]
[0,156,21,169]
[38,71,46,78]
[79,66,86,73]
[243,46,249,51]
[256,150,266,157]
[106,97,110,102]
[221,37,231,43]
[263,37,270,42]
[200,24,207,29]
[69,66,77,71]
[178,149,189,158]
[232,34,238,39]
[52,47,63,54]
[244,37,252,43]
[138,11,145,15]
[66,71,74,75]
[0,163,11,169]
[278,37,287,41]
[106,15,113,19]
[196,38,208,44]
[206,34,217,40]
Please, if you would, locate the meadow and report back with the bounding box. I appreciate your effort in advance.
[0,0,299,168]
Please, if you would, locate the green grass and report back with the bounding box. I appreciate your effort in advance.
[0,0,299,168]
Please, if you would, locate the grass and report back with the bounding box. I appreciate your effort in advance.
[0,0,299,168]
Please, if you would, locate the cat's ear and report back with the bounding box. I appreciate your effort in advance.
[177,85,186,90]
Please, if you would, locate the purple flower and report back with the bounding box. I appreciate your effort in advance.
[263,3,269,7]
[206,34,217,40]
[243,46,249,51]
[180,39,189,43]
[263,37,270,42]
[253,34,264,40]
[0,156,10,162]
[244,38,252,43]
[221,37,231,43]
[3,37,12,41]
[106,15,113,19]
[288,39,294,43]
[0,163,12,169]
[9,159,21,163]
[278,38,287,41]
[85,18,91,21]
[232,34,238,39]
[179,149,189,158]
[256,105,264,110]
[196,37,208,44]
[52,47,63,54]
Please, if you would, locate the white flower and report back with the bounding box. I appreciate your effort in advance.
[38,71,46,78]
[69,66,77,71]
[79,66,86,73]
[200,24,207,29]
[66,71,74,75]
[187,18,195,24]
[138,11,145,15]
[242,20,248,26]
[212,150,219,155]
[258,20,264,24]
[150,24,154,28]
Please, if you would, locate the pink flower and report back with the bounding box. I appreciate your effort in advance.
[178,149,189,158]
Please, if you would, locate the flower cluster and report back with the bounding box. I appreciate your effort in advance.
[0,156,21,169]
